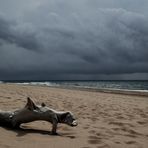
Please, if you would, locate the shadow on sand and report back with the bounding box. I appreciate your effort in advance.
[1,125,76,139]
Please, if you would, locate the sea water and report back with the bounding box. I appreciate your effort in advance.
[1,80,148,91]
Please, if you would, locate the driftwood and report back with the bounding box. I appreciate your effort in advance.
[0,97,77,134]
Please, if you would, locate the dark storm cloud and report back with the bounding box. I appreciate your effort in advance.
[0,0,148,80]
[0,14,40,51]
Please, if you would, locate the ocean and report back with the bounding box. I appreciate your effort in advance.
[1,80,148,92]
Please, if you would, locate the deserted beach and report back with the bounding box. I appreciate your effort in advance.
[1,0,148,148]
[0,83,148,148]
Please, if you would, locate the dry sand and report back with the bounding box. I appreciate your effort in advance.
[0,83,148,148]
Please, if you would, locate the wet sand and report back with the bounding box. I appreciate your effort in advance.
[0,83,148,148]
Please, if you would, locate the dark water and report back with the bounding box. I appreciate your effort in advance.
[52,80,148,91]
[1,80,148,91]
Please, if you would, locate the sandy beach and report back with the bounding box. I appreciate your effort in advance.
[0,84,148,148]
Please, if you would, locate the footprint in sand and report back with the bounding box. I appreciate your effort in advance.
[112,126,142,138]
[125,141,137,144]
[87,135,110,148]
[89,136,102,140]
[114,141,121,144]
[67,135,76,139]
[125,141,143,148]
[88,139,102,145]
[108,121,134,127]
[137,121,148,125]
[122,127,142,136]
[83,126,89,129]
[90,117,98,122]
[88,130,96,134]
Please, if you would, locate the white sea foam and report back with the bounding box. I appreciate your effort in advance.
[16,82,30,85]
[10,81,148,93]
[30,82,57,86]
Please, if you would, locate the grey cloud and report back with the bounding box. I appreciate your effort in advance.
[0,1,148,80]
[0,14,40,51]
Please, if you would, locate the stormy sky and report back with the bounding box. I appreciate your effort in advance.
[0,0,148,80]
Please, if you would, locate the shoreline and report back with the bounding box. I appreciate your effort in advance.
[50,86,148,97]
[1,83,148,97]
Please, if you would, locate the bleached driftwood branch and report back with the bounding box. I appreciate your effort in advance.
[0,98,77,134]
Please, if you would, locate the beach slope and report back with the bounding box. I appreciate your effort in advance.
[0,84,148,148]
